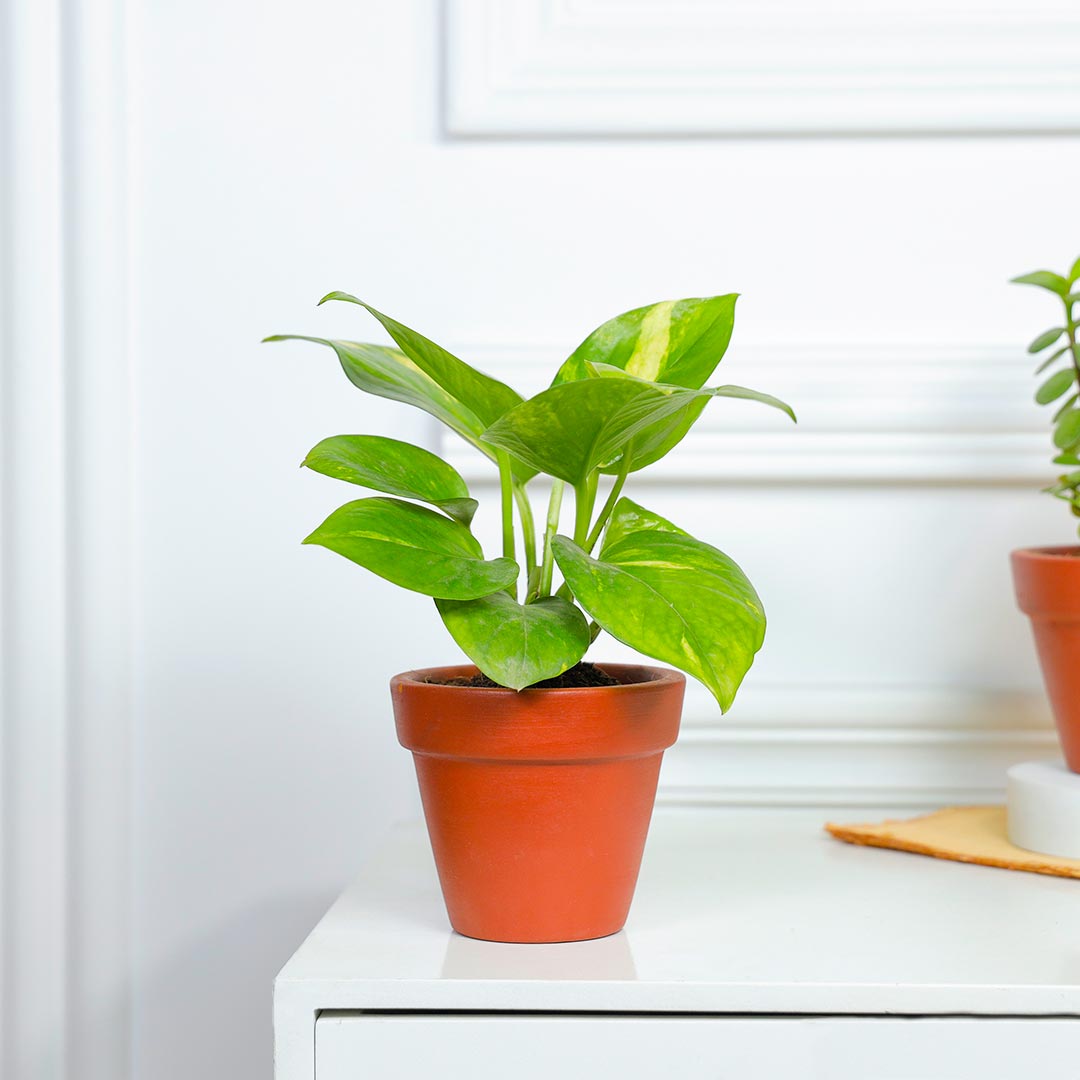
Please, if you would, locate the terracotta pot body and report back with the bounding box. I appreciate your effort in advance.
[391,663,685,943]
[1012,547,1080,771]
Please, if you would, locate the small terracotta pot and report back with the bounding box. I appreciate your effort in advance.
[1012,547,1080,771]
[391,663,684,943]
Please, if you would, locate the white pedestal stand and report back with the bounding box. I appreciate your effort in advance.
[1006,760,1080,859]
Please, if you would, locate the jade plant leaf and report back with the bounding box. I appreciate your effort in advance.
[1028,327,1066,354]
[482,377,795,484]
[1035,345,1073,374]
[552,498,766,711]
[1054,408,1080,451]
[304,497,517,599]
[1035,370,1077,406]
[435,593,590,690]
[1054,394,1079,422]
[303,434,478,525]
[553,295,739,389]
[1012,271,1071,298]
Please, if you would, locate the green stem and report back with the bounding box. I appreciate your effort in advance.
[583,442,633,555]
[557,474,598,602]
[513,482,537,597]
[496,451,516,599]
[573,473,598,546]
[1065,298,1080,388]
[538,479,565,598]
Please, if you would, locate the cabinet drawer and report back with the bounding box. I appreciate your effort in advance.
[316,1013,1079,1080]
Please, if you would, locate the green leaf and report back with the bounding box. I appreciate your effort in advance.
[550,296,745,471]
[553,500,766,711]
[1012,271,1070,297]
[264,334,490,447]
[483,378,795,485]
[1035,346,1071,374]
[1070,258,1080,285]
[599,495,685,551]
[319,293,523,428]
[553,295,739,390]
[435,593,590,690]
[267,297,533,480]
[303,497,517,599]
[302,434,477,524]
[1054,408,1080,451]
[482,379,654,483]
[1053,452,1080,466]
[1054,394,1079,422]
[1028,327,1066,354]
[1036,369,1076,405]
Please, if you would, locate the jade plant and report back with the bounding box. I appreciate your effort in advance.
[1013,260,1080,533]
[265,293,795,707]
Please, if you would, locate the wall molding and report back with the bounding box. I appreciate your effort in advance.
[441,343,1053,484]
[1,1,133,1078]
[659,719,1056,809]
[446,0,1080,137]
[657,682,1054,808]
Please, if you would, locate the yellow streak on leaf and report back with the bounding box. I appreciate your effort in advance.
[625,301,674,381]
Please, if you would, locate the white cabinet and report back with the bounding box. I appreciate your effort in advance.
[316,1016,1080,1080]
[275,809,1080,1080]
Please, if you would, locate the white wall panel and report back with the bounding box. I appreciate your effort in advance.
[5,1,1080,1079]
[1,0,132,1078]
[126,0,1080,1069]
[447,0,1080,135]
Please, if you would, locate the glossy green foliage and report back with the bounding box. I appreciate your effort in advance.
[554,295,738,388]
[552,499,765,711]
[271,293,793,700]
[303,498,517,599]
[552,295,742,472]
[482,376,794,485]
[266,294,532,480]
[436,593,590,690]
[303,434,477,525]
[319,293,523,429]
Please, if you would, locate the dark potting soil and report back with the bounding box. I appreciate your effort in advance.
[433,661,621,690]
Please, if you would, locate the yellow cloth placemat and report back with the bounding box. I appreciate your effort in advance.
[826,805,1080,880]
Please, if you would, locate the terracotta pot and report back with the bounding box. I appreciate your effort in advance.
[1012,546,1080,771]
[391,663,684,943]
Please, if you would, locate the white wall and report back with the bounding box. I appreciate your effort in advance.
[3,1,1080,1078]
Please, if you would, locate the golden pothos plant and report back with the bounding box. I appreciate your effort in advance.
[266,294,795,706]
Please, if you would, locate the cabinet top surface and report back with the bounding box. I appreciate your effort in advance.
[276,808,1080,1015]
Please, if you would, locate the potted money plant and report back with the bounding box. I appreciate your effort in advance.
[266,293,795,942]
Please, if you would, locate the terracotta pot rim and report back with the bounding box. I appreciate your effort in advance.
[391,662,684,695]
[1012,545,1080,562]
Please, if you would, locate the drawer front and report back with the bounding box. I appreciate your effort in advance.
[316,1014,1079,1080]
